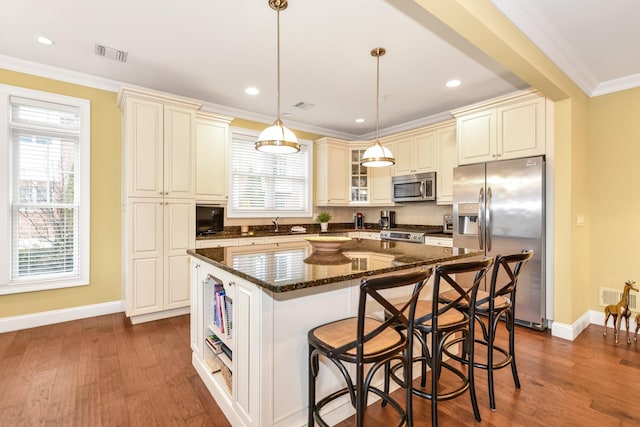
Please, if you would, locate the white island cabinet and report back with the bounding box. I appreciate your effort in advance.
[189,240,481,426]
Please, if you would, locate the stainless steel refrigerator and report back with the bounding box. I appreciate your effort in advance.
[453,156,546,330]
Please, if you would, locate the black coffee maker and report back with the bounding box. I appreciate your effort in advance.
[354,212,364,229]
[379,210,396,229]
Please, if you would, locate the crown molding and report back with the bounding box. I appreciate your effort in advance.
[592,72,640,97]
[0,55,123,93]
[491,0,598,96]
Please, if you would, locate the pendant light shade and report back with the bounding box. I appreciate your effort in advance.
[360,47,395,167]
[256,0,300,153]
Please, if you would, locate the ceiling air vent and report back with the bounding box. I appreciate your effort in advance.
[293,101,314,110]
[95,44,128,63]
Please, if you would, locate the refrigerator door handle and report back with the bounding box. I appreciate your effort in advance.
[478,187,484,250]
[486,186,492,252]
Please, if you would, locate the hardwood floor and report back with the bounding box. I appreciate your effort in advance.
[336,323,640,426]
[0,313,230,426]
[2,314,640,426]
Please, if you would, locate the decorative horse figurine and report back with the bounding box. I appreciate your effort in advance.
[603,280,638,344]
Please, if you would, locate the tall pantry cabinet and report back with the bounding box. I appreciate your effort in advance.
[119,87,199,323]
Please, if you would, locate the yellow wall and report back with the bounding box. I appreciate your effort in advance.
[588,88,640,308]
[0,69,122,317]
[412,0,592,324]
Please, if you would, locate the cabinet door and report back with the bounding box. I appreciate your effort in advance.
[457,109,496,165]
[124,98,164,197]
[314,140,349,205]
[498,96,545,160]
[350,147,369,203]
[127,199,164,315]
[436,124,457,205]
[393,137,414,175]
[233,279,261,427]
[164,105,195,198]
[414,132,437,173]
[369,141,394,205]
[196,116,229,202]
[190,259,204,358]
[164,200,195,309]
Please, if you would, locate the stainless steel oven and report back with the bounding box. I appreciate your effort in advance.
[380,229,425,244]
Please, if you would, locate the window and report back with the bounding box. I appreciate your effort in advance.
[0,85,90,294]
[227,128,312,218]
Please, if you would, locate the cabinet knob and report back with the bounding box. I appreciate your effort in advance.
[195,263,200,269]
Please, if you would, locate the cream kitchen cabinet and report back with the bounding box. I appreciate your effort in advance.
[454,90,546,165]
[119,88,199,199]
[314,137,350,205]
[195,111,233,203]
[436,122,457,205]
[368,140,396,205]
[119,87,200,323]
[124,198,194,323]
[389,129,437,175]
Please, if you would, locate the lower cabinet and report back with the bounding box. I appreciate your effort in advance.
[191,260,260,427]
[124,198,194,322]
[190,256,424,427]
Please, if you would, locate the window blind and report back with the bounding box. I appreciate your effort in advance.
[9,96,81,281]
[229,132,310,217]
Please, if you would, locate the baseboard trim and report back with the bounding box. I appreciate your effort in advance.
[128,306,190,324]
[0,300,125,333]
[550,311,590,341]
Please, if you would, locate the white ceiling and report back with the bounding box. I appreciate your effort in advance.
[1,0,638,140]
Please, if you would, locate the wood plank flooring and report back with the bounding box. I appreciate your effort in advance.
[1,314,639,426]
[0,314,230,426]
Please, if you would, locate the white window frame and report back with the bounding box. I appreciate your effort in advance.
[227,127,313,218]
[0,84,90,295]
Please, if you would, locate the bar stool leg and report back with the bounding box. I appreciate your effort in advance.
[308,344,318,426]
[508,312,521,389]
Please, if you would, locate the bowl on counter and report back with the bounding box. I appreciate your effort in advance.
[304,236,352,253]
[303,251,352,265]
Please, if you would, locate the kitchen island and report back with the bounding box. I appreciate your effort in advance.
[188,239,480,427]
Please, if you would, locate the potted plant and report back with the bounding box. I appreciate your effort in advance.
[316,212,332,232]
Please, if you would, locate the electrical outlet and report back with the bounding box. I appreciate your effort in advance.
[577,213,584,226]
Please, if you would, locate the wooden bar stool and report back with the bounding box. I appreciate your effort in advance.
[308,269,432,427]
[440,250,533,410]
[387,257,494,427]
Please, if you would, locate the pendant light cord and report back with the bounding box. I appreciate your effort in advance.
[375,48,380,144]
[276,3,281,122]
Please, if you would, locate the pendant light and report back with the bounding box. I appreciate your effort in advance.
[256,0,300,154]
[360,47,395,167]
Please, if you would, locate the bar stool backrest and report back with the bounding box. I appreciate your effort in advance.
[483,250,534,308]
[328,269,432,359]
[416,258,494,330]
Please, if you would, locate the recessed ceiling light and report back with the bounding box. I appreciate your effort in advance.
[355,118,366,123]
[36,36,54,46]
[245,87,259,96]
[446,79,461,88]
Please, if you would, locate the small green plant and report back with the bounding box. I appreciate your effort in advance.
[316,212,332,223]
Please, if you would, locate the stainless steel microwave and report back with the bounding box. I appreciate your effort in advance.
[391,172,436,202]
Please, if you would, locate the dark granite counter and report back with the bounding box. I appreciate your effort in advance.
[188,238,480,293]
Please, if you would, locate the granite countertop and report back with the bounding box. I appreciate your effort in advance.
[196,223,448,240]
[188,238,480,293]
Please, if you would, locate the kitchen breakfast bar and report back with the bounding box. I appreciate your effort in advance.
[187,238,481,427]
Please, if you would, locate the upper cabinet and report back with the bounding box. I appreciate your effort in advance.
[368,140,395,206]
[453,90,546,165]
[434,121,457,205]
[391,130,437,175]
[195,111,233,203]
[314,138,350,205]
[119,88,199,199]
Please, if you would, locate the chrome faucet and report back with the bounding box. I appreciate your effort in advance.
[272,216,279,232]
